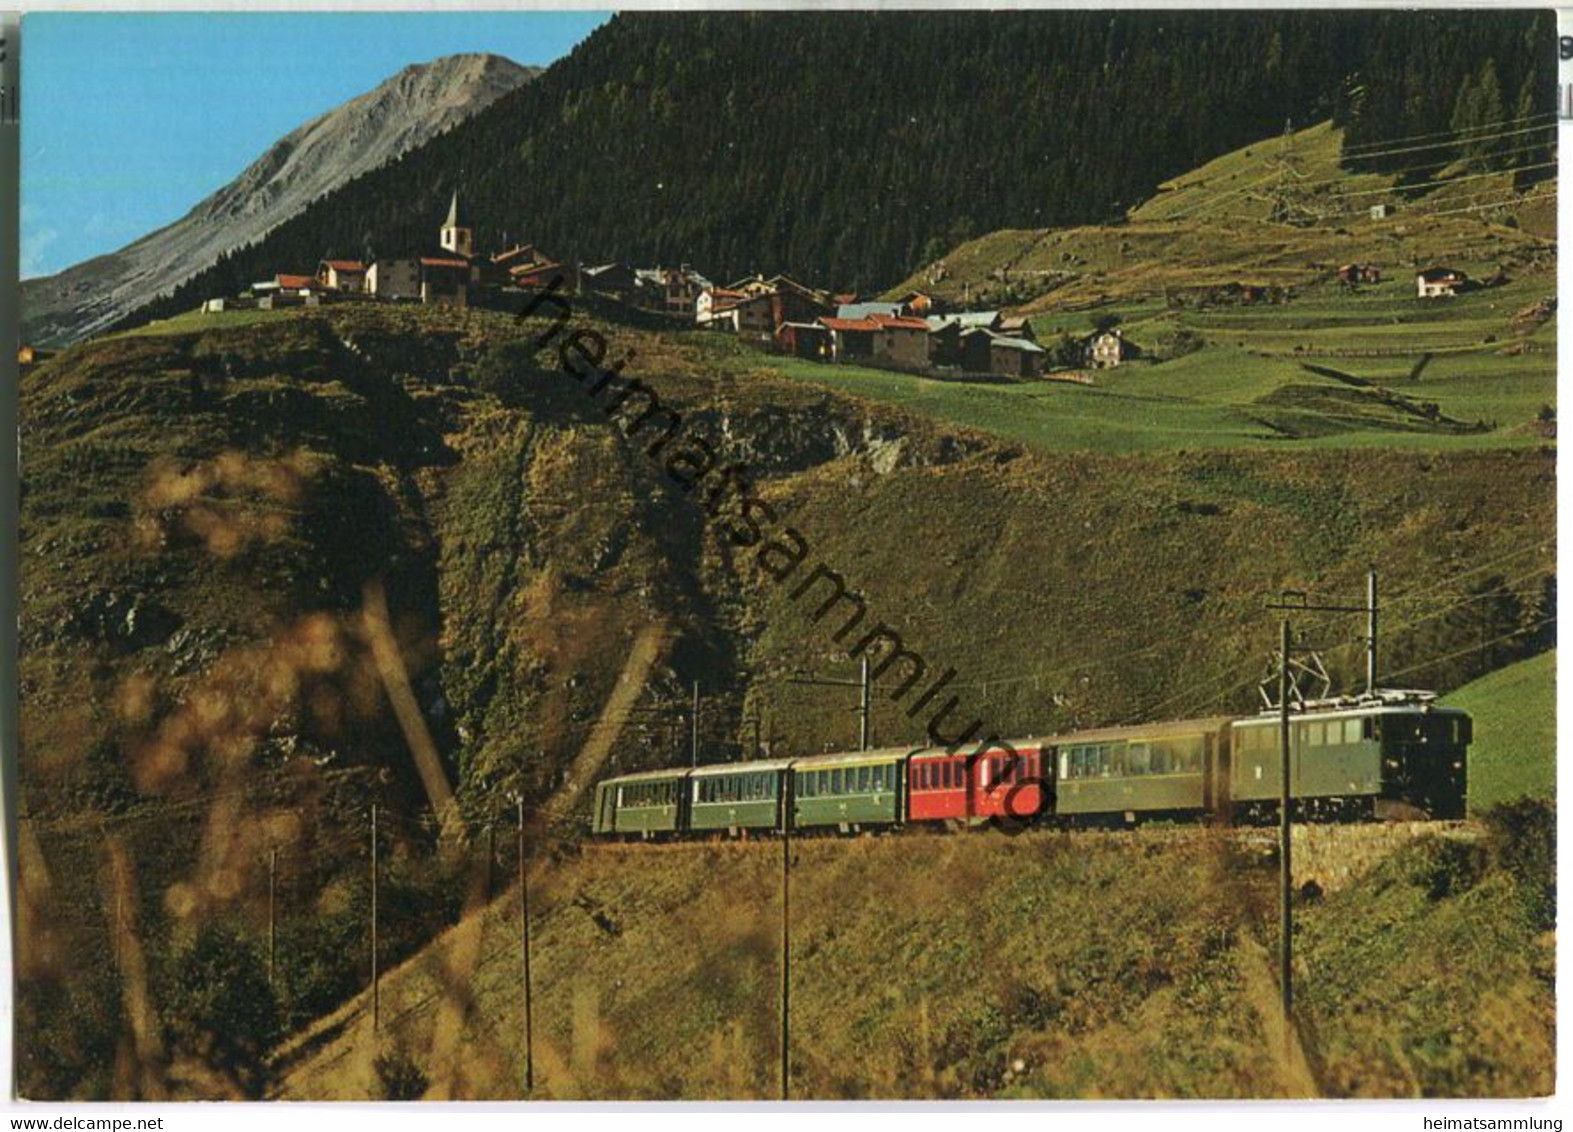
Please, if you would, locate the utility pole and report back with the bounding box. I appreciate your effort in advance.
[859,656,871,751]
[788,660,872,752]
[691,680,701,768]
[520,805,536,1095]
[486,821,497,901]
[779,770,792,1100]
[1366,567,1379,696]
[1269,569,1379,700]
[267,846,278,988]
[369,805,380,1032]
[1278,619,1293,1026]
[1263,573,1384,1038]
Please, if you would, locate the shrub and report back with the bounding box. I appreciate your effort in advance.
[1400,836,1485,901]
[160,925,281,1098]
[374,1048,430,1100]
[1482,798,1555,930]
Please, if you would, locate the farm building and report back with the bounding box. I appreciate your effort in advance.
[582,262,638,299]
[998,315,1037,341]
[820,313,930,367]
[983,332,1047,378]
[316,259,367,292]
[510,261,568,289]
[776,321,832,360]
[1086,328,1137,369]
[696,287,749,327]
[418,257,473,306]
[635,266,713,314]
[1416,267,1468,299]
[835,301,904,321]
[365,258,421,300]
[1338,263,1383,286]
[368,255,471,305]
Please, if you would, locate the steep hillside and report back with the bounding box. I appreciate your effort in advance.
[115,9,1552,330]
[891,120,1554,313]
[17,301,1554,1098]
[22,53,537,346]
[269,817,1553,1099]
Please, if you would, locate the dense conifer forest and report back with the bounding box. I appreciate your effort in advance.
[120,9,1552,326]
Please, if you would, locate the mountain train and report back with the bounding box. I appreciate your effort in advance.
[591,691,1471,838]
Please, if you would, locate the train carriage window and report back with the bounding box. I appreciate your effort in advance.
[831,769,844,793]
[1345,719,1362,744]
[1128,743,1150,776]
[872,765,888,792]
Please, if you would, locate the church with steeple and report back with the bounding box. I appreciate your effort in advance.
[362,190,486,306]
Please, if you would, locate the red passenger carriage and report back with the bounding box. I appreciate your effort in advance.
[906,744,1051,824]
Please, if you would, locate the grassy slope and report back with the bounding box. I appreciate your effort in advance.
[1444,650,1557,811]
[1298,833,1554,1097]
[273,825,1551,1100]
[826,121,1556,456]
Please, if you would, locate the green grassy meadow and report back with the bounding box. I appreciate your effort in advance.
[761,266,1554,455]
[1444,650,1557,811]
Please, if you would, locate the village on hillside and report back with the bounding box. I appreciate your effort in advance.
[197,192,1490,384]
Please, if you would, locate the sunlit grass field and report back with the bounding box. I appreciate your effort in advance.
[1443,649,1557,811]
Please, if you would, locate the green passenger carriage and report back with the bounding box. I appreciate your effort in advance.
[790,747,910,831]
[592,767,692,838]
[1052,717,1233,822]
[687,758,793,833]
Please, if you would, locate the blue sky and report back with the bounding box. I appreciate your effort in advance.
[21,11,609,278]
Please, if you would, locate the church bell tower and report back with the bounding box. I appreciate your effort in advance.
[440,191,473,258]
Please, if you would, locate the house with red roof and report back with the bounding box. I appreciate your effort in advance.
[821,312,931,368]
[316,259,367,292]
